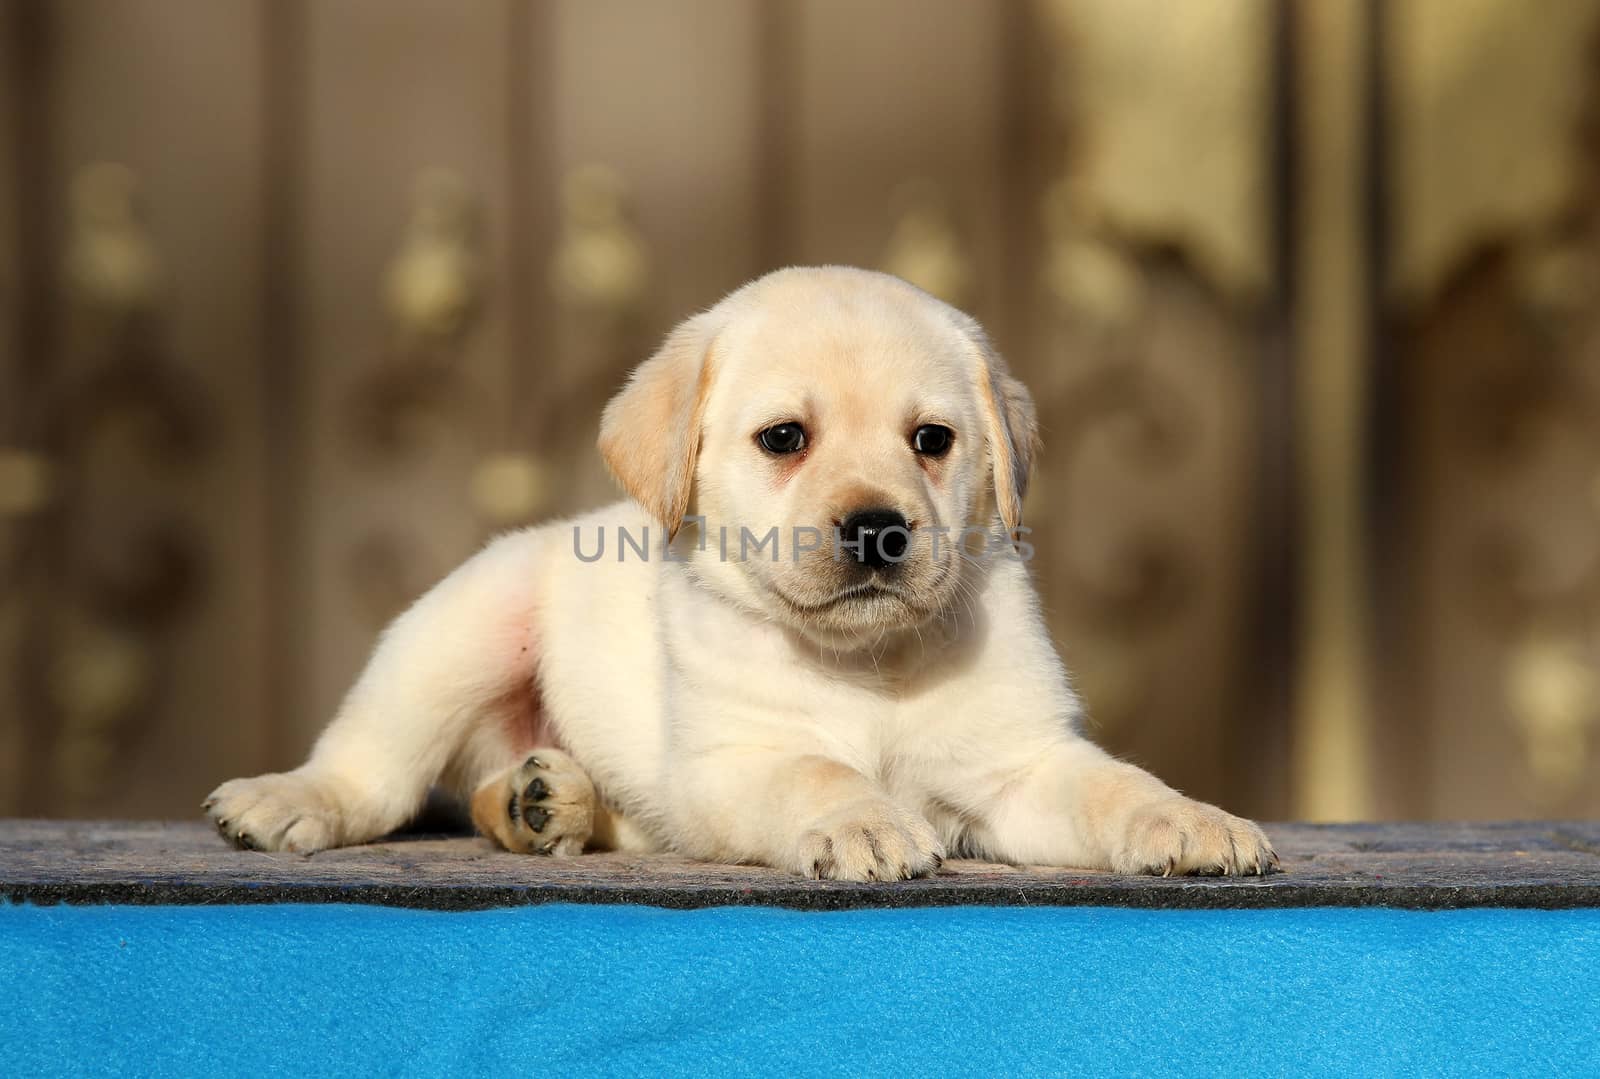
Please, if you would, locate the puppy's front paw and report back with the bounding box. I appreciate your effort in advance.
[471,751,596,856]
[1113,797,1278,877]
[796,800,945,882]
[203,772,345,853]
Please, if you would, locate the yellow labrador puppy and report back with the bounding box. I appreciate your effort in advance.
[207,266,1276,881]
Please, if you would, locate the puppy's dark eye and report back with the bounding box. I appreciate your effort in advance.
[758,422,807,455]
[912,424,953,456]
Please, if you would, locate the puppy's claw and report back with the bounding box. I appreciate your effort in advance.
[1116,798,1276,879]
[795,804,943,882]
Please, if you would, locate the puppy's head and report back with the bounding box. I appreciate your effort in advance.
[599,266,1037,647]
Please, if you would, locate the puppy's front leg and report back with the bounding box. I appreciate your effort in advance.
[675,752,945,882]
[974,739,1278,876]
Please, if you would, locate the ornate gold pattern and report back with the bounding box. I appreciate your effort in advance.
[541,163,655,517]
[1387,0,1600,303]
[471,452,552,526]
[879,179,972,307]
[31,163,211,805]
[1389,2,1600,817]
[1037,0,1272,306]
[385,169,482,346]
[551,164,649,317]
[1030,0,1267,776]
[348,171,485,457]
[1505,628,1598,804]
[14,1,1598,822]
[0,448,54,518]
[339,171,492,626]
[1040,177,1144,332]
[65,162,165,322]
[48,616,152,803]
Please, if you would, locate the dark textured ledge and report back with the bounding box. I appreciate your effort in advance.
[3,820,1599,912]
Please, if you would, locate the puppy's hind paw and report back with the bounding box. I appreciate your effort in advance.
[471,750,596,856]
[203,772,346,853]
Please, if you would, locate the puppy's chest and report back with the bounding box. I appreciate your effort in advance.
[659,587,985,763]
[688,647,896,724]
[683,647,968,764]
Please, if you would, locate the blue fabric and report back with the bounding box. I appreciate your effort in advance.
[3,903,1598,1077]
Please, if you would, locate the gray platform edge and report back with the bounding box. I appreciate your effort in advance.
[3,820,1599,912]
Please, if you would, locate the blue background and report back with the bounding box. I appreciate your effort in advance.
[4,903,1598,1077]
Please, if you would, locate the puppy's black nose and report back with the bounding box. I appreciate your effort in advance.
[839,508,911,569]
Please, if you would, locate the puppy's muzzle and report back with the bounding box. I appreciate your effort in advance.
[837,508,911,571]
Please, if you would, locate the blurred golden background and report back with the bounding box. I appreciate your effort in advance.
[2,0,1598,823]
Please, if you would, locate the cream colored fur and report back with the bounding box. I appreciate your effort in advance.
[206,267,1276,881]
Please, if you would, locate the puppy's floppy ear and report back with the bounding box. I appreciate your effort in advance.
[966,323,1039,536]
[598,315,716,537]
